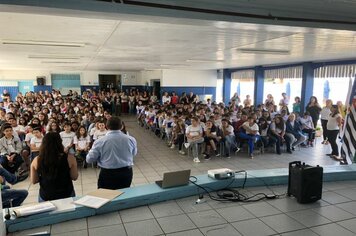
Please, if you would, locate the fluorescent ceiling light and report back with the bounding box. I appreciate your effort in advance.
[237,48,290,55]
[41,61,80,64]
[29,55,82,60]
[160,64,189,67]
[2,40,85,47]
[186,59,225,63]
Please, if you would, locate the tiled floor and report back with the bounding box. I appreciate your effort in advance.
[9,181,356,236]
[10,116,355,236]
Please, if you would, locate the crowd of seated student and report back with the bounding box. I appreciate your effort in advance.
[0,88,347,208]
[136,91,341,163]
[0,88,132,207]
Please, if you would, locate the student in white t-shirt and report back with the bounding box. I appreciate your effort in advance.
[30,126,43,161]
[93,121,107,141]
[162,112,174,145]
[238,116,261,158]
[60,122,75,155]
[221,119,237,158]
[24,125,35,148]
[185,117,204,163]
[74,126,91,168]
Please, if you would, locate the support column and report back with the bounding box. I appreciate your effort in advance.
[223,69,232,105]
[254,66,264,105]
[301,62,314,114]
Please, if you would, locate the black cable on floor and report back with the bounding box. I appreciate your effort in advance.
[189,170,286,203]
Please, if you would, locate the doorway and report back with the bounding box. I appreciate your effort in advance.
[99,74,121,91]
[152,80,161,100]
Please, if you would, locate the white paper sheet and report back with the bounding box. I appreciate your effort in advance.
[50,197,76,214]
[74,195,110,209]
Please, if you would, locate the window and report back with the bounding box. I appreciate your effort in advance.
[313,64,356,106]
[231,70,255,105]
[264,67,302,111]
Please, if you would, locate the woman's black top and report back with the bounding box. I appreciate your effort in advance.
[39,154,74,201]
[306,104,322,120]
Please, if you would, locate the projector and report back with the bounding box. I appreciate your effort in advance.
[208,168,235,180]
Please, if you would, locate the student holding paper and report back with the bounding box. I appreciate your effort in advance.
[30,132,78,201]
[86,116,137,190]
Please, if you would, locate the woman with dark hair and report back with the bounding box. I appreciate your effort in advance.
[326,105,342,160]
[306,96,321,128]
[30,132,78,201]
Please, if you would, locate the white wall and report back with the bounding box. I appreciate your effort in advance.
[0,70,50,85]
[139,70,163,86]
[0,70,140,86]
[161,69,217,87]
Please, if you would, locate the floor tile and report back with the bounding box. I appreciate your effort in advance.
[88,224,127,236]
[149,201,184,218]
[286,209,331,227]
[242,201,281,217]
[322,191,352,204]
[260,213,305,233]
[51,218,87,234]
[199,224,242,236]
[88,211,122,228]
[335,201,356,215]
[53,229,88,236]
[176,197,213,213]
[11,226,50,236]
[124,218,163,236]
[216,205,255,222]
[335,188,356,201]
[280,229,319,236]
[310,223,355,236]
[157,214,196,234]
[231,218,277,236]
[120,206,154,223]
[311,205,355,221]
[337,218,356,234]
[166,229,204,236]
[187,209,227,228]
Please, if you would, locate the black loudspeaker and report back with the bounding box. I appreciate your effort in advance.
[36,77,46,86]
[288,161,323,204]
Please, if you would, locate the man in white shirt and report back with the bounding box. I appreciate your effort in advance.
[238,116,261,158]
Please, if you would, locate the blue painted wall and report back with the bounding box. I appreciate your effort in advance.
[254,66,265,105]
[161,86,216,101]
[301,62,314,113]
[18,81,34,95]
[0,87,19,101]
[34,85,52,93]
[223,69,232,104]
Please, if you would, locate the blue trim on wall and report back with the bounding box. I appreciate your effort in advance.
[254,66,264,105]
[34,85,52,93]
[161,86,216,101]
[301,62,314,114]
[0,87,19,101]
[223,69,232,104]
